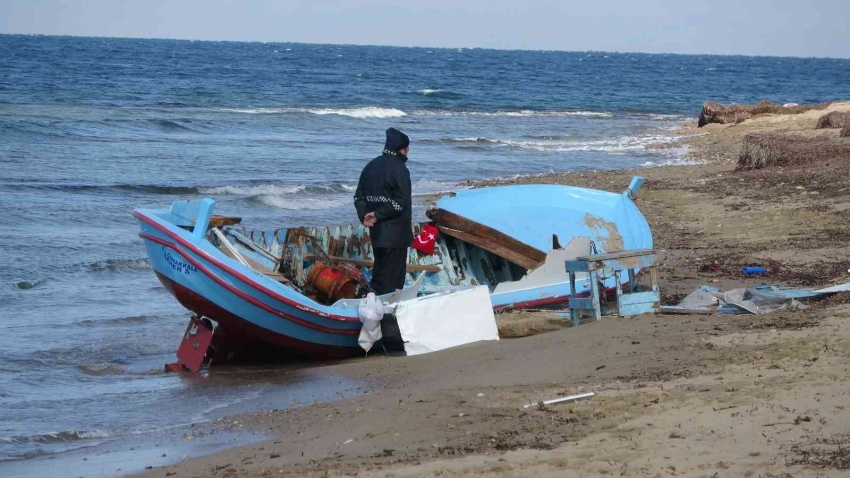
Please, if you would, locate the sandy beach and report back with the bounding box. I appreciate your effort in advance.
[119,102,850,477]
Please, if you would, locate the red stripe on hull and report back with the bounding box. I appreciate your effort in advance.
[134,211,359,323]
[140,232,359,335]
[156,273,361,361]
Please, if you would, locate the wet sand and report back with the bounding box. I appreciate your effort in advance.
[136,103,850,477]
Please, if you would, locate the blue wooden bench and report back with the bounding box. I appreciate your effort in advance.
[566,249,659,326]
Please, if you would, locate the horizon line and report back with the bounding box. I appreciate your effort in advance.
[2,32,849,61]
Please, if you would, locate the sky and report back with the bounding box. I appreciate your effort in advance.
[2,0,849,58]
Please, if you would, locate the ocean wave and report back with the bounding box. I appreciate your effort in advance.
[414,110,613,118]
[218,106,611,118]
[221,106,407,118]
[4,183,200,195]
[645,114,688,121]
[253,195,351,210]
[200,182,356,197]
[411,180,459,194]
[77,363,127,376]
[1,117,209,141]
[143,118,204,133]
[86,258,151,273]
[76,315,151,327]
[416,89,443,95]
[11,339,174,368]
[430,134,681,153]
[0,429,110,446]
[200,184,306,196]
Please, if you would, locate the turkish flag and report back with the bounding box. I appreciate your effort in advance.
[412,223,439,255]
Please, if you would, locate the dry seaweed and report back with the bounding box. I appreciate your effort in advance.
[788,434,850,469]
[698,100,830,127]
[816,111,850,129]
[736,132,850,170]
[842,124,850,138]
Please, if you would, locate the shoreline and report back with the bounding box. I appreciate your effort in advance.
[108,102,850,476]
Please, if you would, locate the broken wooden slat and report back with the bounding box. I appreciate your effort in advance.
[426,208,546,269]
[436,225,541,271]
[212,227,251,268]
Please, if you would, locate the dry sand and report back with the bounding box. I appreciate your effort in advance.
[137,103,850,478]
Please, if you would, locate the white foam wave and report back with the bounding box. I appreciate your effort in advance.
[411,180,459,195]
[200,184,306,196]
[642,153,704,167]
[417,89,443,95]
[415,110,613,118]
[256,195,351,210]
[646,114,688,121]
[221,107,610,119]
[441,134,682,153]
[221,107,406,118]
[310,107,407,118]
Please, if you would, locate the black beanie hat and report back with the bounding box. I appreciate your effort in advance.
[384,128,410,152]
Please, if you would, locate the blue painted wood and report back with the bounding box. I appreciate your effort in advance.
[618,291,660,307]
[627,176,645,197]
[566,250,659,321]
[435,177,653,255]
[568,298,595,310]
[566,261,592,273]
[192,198,215,244]
[568,271,580,327]
[589,270,602,321]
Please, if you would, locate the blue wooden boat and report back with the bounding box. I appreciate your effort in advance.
[134,177,651,361]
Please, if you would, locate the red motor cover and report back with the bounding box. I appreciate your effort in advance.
[175,317,214,371]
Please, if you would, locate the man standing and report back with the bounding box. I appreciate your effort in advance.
[354,128,413,295]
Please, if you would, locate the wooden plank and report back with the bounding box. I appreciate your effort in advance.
[586,255,656,271]
[575,249,655,262]
[436,225,542,271]
[304,254,442,273]
[208,215,242,228]
[427,208,547,264]
[565,260,592,273]
[617,291,660,307]
[568,298,595,310]
[212,227,251,268]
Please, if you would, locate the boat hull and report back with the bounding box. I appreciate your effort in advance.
[155,272,360,360]
[135,207,364,361]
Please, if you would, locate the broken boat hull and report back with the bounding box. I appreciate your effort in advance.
[134,178,652,360]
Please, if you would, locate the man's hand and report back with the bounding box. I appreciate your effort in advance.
[362,212,377,227]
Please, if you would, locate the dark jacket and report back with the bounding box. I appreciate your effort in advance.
[354,146,413,249]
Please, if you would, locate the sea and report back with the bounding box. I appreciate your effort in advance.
[1,34,849,471]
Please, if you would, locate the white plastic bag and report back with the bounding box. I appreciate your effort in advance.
[357,293,384,353]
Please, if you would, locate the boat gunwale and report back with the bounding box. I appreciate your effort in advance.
[133,210,362,323]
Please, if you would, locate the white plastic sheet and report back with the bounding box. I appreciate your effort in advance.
[357,293,384,353]
[393,286,499,356]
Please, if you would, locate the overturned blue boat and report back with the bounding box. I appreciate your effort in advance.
[134,177,652,361]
